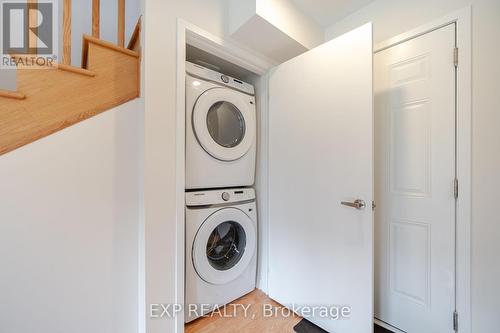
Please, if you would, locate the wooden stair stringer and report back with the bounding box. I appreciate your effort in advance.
[0,39,140,156]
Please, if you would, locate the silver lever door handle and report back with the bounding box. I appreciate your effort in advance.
[341,199,366,210]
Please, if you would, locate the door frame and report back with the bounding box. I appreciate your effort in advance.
[374,7,472,333]
[175,19,274,333]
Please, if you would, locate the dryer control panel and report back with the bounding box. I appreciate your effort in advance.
[186,188,255,207]
[186,61,255,95]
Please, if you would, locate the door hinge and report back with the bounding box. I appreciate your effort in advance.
[454,47,459,67]
[453,310,459,331]
[454,178,459,199]
[372,201,376,211]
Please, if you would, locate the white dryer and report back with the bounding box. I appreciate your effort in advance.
[185,62,256,189]
[185,188,257,323]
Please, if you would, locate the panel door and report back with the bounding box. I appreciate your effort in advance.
[374,24,456,333]
[268,23,374,333]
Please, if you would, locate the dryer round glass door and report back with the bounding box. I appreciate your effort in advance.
[192,87,255,161]
[206,101,246,148]
[193,207,256,285]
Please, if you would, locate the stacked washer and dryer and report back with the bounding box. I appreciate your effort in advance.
[185,62,258,323]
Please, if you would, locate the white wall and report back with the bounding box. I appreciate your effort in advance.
[255,0,323,49]
[143,1,228,333]
[0,99,143,333]
[227,0,323,63]
[325,1,500,332]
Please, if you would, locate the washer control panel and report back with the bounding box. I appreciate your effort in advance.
[186,188,255,206]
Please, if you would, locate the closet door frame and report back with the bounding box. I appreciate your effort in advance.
[173,19,274,333]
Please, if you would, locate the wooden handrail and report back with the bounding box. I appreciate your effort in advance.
[92,0,100,38]
[63,0,72,65]
[118,0,125,47]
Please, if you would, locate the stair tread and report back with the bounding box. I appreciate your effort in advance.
[57,63,96,77]
[8,55,97,77]
[0,90,26,100]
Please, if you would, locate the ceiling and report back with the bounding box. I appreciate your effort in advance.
[289,0,374,27]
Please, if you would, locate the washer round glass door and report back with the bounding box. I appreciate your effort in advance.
[193,87,255,161]
[193,207,256,285]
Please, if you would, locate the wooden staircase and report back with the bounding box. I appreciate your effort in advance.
[0,0,141,156]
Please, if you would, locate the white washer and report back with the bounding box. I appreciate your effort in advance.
[185,62,256,189]
[185,188,257,323]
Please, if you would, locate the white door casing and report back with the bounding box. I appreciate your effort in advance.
[374,24,456,333]
[268,23,373,333]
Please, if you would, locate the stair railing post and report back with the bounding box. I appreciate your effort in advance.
[118,0,125,47]
[92,0,100,38]
[63,0,72,65]
[28,0,37,54]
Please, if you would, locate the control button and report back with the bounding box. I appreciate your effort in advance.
[221,192,230,201]
[220,75,229,83]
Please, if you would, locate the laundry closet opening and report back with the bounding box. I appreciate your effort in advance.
[183,39,274,332]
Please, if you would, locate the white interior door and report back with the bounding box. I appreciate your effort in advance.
[268,23,373,333]
[374,24,456,333]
